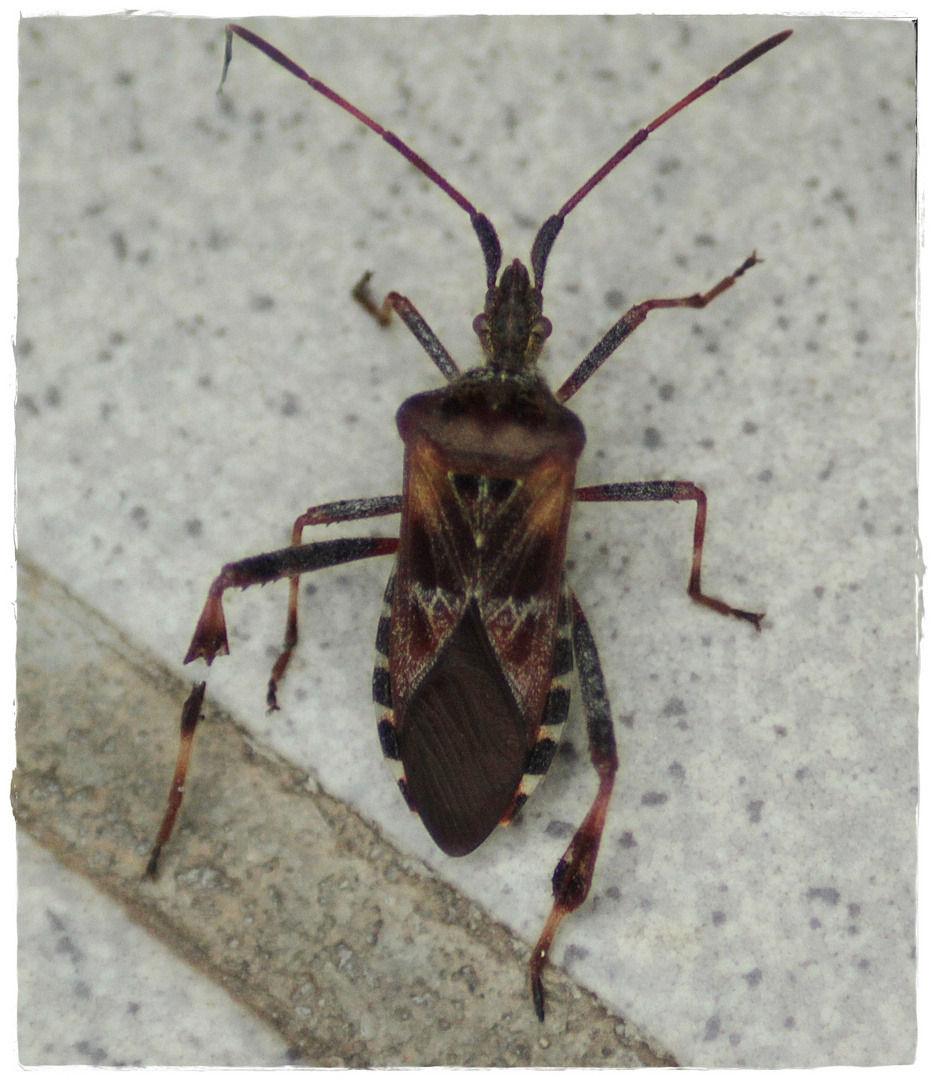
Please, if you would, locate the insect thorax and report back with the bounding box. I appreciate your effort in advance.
[396,368,586,478]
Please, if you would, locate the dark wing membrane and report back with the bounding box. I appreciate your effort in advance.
[401,600,527,855]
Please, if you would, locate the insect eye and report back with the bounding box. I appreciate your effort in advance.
[532,316,552,341]
[451,473,481,498]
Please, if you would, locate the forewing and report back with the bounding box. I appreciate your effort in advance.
[476,456,574,725]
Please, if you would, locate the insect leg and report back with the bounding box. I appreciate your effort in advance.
[186,534,400,668]
[576,481,763,628]
[146,533,399,878]
[530,592,618,1022]
[145,681,205,878]
[270,495,402,709]
[352,272,460,382]
[556,252,760,403]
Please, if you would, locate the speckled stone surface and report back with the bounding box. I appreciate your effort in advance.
[17,833,294,1066]
[17,14,916,1066]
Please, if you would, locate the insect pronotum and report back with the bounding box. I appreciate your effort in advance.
[148,25,789,1021]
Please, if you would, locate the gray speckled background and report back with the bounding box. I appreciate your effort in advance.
[17,14,916,1066]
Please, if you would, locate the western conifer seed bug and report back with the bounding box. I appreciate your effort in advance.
[148,25,789,1021]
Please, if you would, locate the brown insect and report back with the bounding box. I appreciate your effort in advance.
[148,25,788,1020]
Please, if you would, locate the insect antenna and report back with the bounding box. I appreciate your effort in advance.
[222,24,503,291]
[529,29,792,291]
